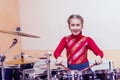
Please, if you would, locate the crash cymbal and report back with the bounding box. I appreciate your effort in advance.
[5,55,39,65]
[0,29,40,38]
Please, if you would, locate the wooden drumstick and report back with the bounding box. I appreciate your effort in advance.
[56,63,70,71]
[60,63,70,71]
[80,63,97,72]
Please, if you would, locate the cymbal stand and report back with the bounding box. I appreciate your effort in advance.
[0,38,18,80]
[45,51,52,80]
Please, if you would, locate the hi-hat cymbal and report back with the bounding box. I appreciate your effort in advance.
[0,29,40,38]
[5,55,40,65]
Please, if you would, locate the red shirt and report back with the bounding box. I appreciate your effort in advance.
[54,34,104,64]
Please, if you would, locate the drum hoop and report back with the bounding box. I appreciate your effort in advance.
[0,65,20,69]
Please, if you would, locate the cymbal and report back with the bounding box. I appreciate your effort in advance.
[0,29,40,38]
[39,57,47,59]
[5,55,39,65]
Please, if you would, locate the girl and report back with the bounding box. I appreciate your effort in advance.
[54,14,104,80]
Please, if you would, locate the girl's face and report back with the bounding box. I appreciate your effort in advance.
[69,18,83,36]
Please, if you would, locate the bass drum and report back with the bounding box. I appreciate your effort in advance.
[0,65,21,80]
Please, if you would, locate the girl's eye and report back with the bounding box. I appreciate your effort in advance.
[71,24,80,26]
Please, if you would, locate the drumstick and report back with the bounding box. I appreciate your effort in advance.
[56,63,70,71]
[80,63,97,72]
[60,63,70,71]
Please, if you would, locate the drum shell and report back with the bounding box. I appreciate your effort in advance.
[94,69,114,80]
[20,63,34,70]
[51,70,93,80]
[0,65,20,80]
[114,68,120,80]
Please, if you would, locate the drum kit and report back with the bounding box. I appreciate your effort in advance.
[0,28,119,80]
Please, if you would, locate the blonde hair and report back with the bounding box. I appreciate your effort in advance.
[67,14,84,25]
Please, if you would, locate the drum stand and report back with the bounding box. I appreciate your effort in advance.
[0,54,6,80]
[0,38,17,80]
[45,52,52,80]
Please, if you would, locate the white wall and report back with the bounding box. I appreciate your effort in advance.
[19,0,120,50]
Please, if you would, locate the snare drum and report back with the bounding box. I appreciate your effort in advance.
[23,68,47,80]
[51,69,66,80]
[51,70,82,80]
[51,69,94,80]
[65,70,93,80]
[65,70,82,80]
[82,70,94,80]
[0,65,21,80]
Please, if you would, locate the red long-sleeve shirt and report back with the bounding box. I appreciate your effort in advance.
[54,34,104,64]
